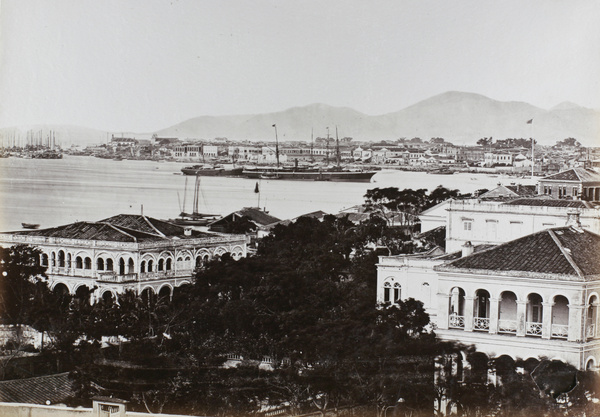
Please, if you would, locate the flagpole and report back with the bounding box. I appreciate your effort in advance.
[527,119,534,179]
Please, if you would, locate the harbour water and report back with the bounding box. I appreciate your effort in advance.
[0,156,529,232]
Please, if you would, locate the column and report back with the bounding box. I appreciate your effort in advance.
[516,300,527,337]
[464,296,475,332]
[489,298,500,334]
[542,302,553,339]
[568,304,585,342]
[437,294,450,330]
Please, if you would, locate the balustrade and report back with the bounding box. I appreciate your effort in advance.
[498,319,517,334]
[473,317,490,331]
[526,322,542,336]
[448,314,465,329]
[97,273,138,283]
[551,324,569,339]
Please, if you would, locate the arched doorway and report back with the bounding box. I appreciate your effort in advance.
[474,289,490,331]
[449,287,466,329]
[498,291,518,334]
[526,293,543,337]
[551,295,569,339]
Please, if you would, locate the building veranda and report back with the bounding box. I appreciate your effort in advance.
[0,214,247,303]
[377,226,600,371]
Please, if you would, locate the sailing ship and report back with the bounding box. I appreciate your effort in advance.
[241,126,377,182]
[171,176,220,226]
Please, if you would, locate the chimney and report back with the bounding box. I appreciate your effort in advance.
[462,241,474,257]
[566,209,582,228]
[184,227,192,236]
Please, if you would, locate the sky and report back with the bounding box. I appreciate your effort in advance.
[1,0,599,132]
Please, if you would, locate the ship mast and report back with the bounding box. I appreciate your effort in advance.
[335,126,341,167]
[325,127,330,165]
[272,124,280,168]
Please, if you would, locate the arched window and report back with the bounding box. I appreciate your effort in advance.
[41,253,49,267]
[128,258,134,274]
[383,282,391,303]
[148,260,154,272]
[51,252,56,267]
[119,258,125,275]
[67,253,72,268]
[551,295,569,339]
[166,258,172,271]
[75,256,83,269]
[158,259,164,271]
[84,257,92,270]
[140,261,146,273]
[58,250,65,267]
[97,258,105,271]
[393,283,401,303]
[587,295,598,340]
[106,258,113,271]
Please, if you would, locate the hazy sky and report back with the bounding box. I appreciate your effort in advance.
[1,0,599,132]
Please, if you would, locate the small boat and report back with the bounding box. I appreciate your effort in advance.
[21,223,40,229]
[181,164,243,177]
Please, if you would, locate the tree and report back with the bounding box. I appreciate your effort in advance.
[477,137,493,147]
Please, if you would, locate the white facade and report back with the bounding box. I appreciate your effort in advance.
[377,230,600,370]
[445,199,600,253]
[0,215,247,303]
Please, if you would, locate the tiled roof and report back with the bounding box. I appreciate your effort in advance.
[0,372,75,404]
[505,185,537,196]
[439,227,600,279]
[8,215,211,242]
[541,168,600,183]
[502,199,597,209]
[237,208,281,226]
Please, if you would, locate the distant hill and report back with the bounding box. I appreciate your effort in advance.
[2,92,598,146]
[156,91,599,145]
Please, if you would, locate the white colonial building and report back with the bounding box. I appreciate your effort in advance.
[377,226,600,370]
[444,198,600,253]
[0,214,247,303]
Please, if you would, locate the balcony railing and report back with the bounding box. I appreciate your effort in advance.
[498,319,517,334]
[473,317,490,331]
[139,269,194,281]
[587,324,596,339]
[551,324,569,339]
[97,273,138,283]
[449,314,465,329]
[526,321,542,336]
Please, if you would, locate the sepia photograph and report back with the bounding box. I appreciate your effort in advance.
[0,1,599,416]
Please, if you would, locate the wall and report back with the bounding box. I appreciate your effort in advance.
[446,200,600,253]
[0,403,196,417]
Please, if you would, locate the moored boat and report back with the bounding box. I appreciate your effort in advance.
[242,166,376,182]
[21,223,40,229]
[181,164,243,177]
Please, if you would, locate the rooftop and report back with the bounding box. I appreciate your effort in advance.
[0,372,76,404]
[541,168,600,183]
[438,227,600,280]
[6,214,212,242]
[502,199,597,209]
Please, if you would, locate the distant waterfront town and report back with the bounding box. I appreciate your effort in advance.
[1,131,600,175]
[1,131,600,416]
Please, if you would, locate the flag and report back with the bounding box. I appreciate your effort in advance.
[254,182,259,193]
[526,119,533,124]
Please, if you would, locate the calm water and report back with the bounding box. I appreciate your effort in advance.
[0,156,526,232]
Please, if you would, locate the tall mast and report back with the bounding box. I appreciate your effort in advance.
[335,125,340,167]
[272,124,280,167]
[193,175,200,215]
[325,127,330,165]
[310,128,314,162]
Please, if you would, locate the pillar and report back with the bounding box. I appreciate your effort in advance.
[568,304,585,342]
[542,302,553,339]
[489,298,500,334]
[464,296,475,332]
[437,294,450,330]
[516,300,527,337]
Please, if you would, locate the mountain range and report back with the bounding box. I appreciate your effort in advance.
[2,91,599,147]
